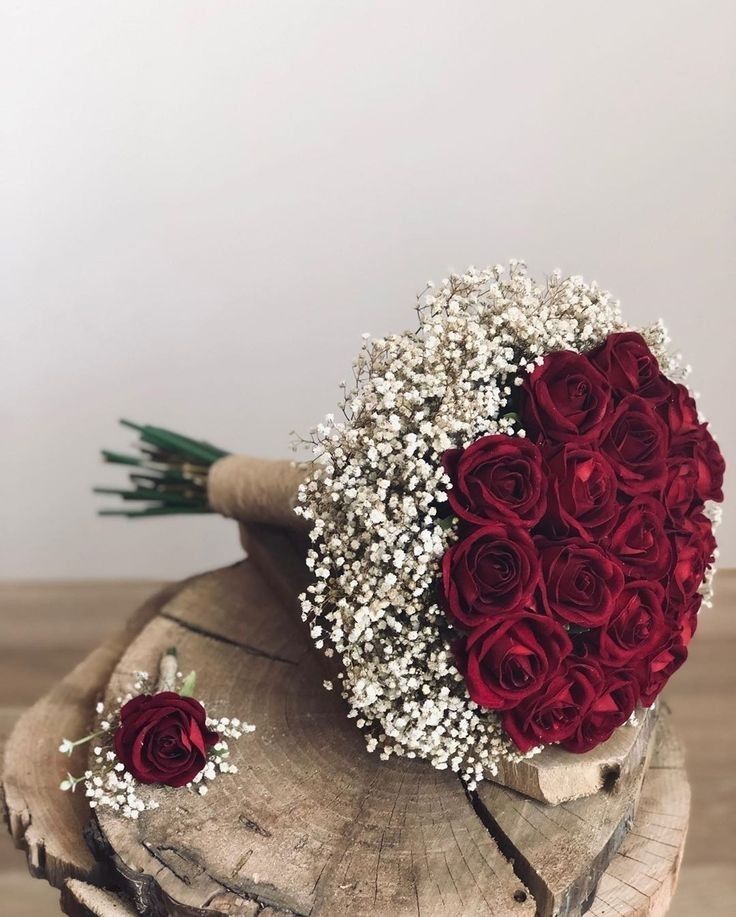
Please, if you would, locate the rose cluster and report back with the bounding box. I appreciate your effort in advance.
[442,332,724,754]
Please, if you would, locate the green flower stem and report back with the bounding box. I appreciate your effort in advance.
[96,420,230,517]
[59,729,106,756]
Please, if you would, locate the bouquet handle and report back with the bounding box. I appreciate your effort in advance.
[207,454,309,531]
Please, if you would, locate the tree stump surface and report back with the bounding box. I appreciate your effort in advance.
[2,559,690,917]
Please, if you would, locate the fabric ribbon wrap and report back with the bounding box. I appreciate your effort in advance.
[207,454,340,681]
[207,454,309,531]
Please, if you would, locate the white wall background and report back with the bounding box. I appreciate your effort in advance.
[2,1,734,579]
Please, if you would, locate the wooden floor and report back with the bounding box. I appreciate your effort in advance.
[1,573,735,916]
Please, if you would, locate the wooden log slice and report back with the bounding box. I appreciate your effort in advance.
[1,564,689,917]
[242,523,655,806]
[89,558,681,917]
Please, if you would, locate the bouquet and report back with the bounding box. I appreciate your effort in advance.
[100,261,724,790]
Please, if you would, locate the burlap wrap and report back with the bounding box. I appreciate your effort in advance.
[207,454,309,530]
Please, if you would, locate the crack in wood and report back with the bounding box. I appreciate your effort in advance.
[238,814,273,838]
[143,842,206,886]
[462,781,543,914]
[86,817,305,916]
[159,612,299,665]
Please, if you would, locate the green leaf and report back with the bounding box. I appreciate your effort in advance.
[179,670,197,697]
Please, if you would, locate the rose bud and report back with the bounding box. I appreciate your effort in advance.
[692,424,725,503]
[668,425,725,504]
[601,395,669,495]
[459,611,572,711]
[442,434,546,528]
[502,659,603,753]
[441,523,539,627]
[539,539,624,627]
[674,510,718,557]
[543,445,619,541]
[609,495,672,580]
[519,350,612,445]
[562,670,639,753]
[114,692,219,787]
[589,331,669,403]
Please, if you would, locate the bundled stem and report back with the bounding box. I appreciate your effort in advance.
[96,420,230,517]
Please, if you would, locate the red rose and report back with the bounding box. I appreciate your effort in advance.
[609,495,672,580]
[635,635,688,707]
[562,671,639,753]
[596,581,667,666]
[658,381,700,438]
[442,434,546,527]
[589,331,670,403]
[539,540,624,627]
[502,659,602,753]
[520,351,612,445]
[543,445,619,540]
[663,457,698,522]
[667,522,714,601]
[458,612,572,710]
[601,395,669,494]
[668,508,716,548]
[441,523,539,627]
[664,591,701,646]
[113,692,219,787]
[691,425,725,503]
[668,426,725,505]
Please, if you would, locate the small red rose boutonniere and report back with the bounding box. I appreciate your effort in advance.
[114,692,219,787]
[59,648,254,818]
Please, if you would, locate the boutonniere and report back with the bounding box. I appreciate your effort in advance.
[59,648,254,818]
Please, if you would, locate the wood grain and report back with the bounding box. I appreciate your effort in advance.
[588,710,689,916]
